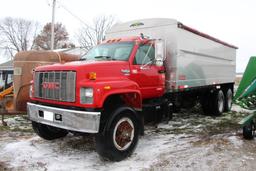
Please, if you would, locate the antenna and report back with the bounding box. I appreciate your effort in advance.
[51,0,56,50]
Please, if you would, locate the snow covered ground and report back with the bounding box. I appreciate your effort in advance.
[1,105,256,171]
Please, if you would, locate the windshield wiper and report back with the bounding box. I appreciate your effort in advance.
[94,55,111,59]
[94,56,114,60]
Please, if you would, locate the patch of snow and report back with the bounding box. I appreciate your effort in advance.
[2,116,30,127]
[232,104,255,114]
[1,104,256,170]
[0,130,196,171]
[227,136,244,148]
[157,123,174,129]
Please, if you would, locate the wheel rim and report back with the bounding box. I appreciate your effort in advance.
[218,91,224,112]
[113,117,134,151]
[252,122,255,137]
[227,90,232,110]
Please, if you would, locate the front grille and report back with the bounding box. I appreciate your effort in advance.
[34,71,76,102]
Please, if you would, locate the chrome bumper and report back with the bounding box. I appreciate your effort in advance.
[27,102,101,133]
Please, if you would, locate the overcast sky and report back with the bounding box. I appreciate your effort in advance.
[0,0,255,72]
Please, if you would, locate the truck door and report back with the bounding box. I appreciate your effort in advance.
[130,42,165,99]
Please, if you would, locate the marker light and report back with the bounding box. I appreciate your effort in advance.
[88,72,96,80]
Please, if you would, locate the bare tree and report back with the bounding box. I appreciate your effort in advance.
[77,15,115,50]
[34,22,74,50]
[0,17,39,58]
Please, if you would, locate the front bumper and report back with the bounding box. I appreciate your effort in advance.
[27,102,101,133]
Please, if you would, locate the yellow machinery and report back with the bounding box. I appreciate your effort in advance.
[0,86,14,126]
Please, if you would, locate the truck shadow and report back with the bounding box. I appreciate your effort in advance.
[43,104,248,156]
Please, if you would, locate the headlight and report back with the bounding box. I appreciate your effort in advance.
[80,87,93,104]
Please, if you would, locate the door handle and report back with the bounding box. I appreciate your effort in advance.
[158,70,165,74]
[121,69,130,75]
[140,66,150,70]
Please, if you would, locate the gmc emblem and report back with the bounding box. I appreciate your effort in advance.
[42,82,60,89]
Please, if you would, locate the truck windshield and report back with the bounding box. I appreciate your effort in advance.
[81,42,134,61]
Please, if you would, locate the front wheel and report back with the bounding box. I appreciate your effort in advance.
[32,121,68,140]
[95,107,140,161]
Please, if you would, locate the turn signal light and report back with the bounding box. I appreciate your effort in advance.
[88,72,96,80]
[104,86,111,90]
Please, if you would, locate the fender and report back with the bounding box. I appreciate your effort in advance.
[92,80,142,110]
[100,89,142,110]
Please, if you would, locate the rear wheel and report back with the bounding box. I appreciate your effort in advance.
[32,121,68,140]
[243,121,255,140]
[201,92,212,115]
[95,107,140,161]
[212,90,225,116]
[224,89,233,112]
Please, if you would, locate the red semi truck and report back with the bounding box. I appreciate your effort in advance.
[28,18,237,161]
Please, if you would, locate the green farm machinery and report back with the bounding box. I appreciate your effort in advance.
[234,56,256,139]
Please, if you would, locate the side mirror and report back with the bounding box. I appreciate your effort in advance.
[155,39,165,67]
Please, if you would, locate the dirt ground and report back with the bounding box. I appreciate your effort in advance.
[0,105,256,171]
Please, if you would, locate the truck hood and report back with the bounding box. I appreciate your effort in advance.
[35,60,130,81]
[35,60,128,71]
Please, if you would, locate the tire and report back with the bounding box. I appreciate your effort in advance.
[224,89,233,112]
[32,121,68,140]
[243,122,255,140]
[161,102,173,121]
[211,90,225,116]
[201,92,212,115]
[95,107,140,161]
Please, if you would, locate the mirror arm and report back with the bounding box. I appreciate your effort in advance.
[140,60,153,70]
